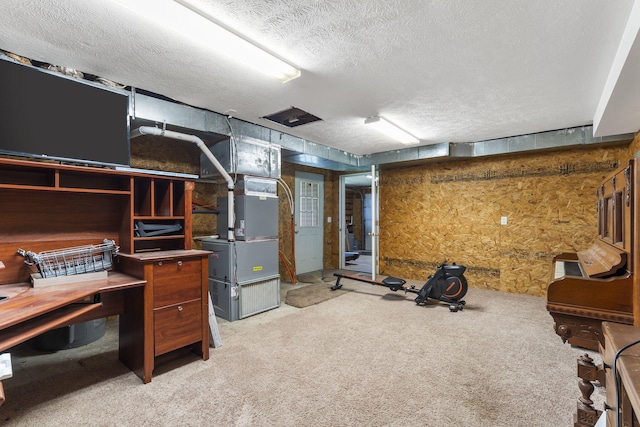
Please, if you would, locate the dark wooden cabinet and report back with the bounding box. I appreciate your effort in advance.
[118,251,210,383]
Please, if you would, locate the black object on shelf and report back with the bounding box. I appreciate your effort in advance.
[134,221,182,237]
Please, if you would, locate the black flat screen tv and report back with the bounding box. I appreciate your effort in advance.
[0,57,130,167]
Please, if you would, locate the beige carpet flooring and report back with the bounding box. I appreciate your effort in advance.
[1,277,604,426]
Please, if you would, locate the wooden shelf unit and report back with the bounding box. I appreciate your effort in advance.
[0,158,131,193]
[128,175,192,254]
[0,157,194,280]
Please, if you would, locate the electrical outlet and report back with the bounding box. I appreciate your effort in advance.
[501,216,508,225]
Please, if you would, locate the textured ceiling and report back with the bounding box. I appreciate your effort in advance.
[0,0,638,156]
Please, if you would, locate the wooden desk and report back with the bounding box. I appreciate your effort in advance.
[0,272,147,405]
[0,158,206,403]
[0,272,145,348]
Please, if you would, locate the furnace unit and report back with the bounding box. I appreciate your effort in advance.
[203,176,280,322]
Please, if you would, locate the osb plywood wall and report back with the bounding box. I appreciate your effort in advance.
[629,132,640,158]
[378,144,632,296]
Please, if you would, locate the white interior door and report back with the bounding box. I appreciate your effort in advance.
[295,171,324,274]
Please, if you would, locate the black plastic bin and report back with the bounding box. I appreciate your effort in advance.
[33,318,106,351]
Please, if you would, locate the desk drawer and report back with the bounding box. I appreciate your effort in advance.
[153,258,202,308]
[154,299,202,356]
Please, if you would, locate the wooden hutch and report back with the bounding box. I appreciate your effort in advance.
[0,157,209,388]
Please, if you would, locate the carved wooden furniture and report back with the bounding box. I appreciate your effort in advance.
[547,159,638,350]
[0,157,209,392]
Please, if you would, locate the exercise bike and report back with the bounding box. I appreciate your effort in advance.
[331,261,468,312]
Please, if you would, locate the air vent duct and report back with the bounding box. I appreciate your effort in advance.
[262,106,322,128]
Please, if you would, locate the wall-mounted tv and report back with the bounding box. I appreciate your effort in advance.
[0,56,130,167]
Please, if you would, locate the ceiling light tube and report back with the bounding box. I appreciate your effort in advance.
[364,116,419,144]
[175,0,301,82]
[112,0,301,82]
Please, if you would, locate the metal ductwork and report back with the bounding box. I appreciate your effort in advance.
[362,126,634,168]
[131,91,365,171]
[130,91,635,172]
[449,126,633,158]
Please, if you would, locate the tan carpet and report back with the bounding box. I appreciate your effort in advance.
[1,277,604,426]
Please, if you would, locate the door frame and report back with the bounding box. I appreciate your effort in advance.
[370,165,379,279]
[339,166,379,278]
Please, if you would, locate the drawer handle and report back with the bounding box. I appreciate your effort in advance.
[157,260,182,266]
[178,305,183,312]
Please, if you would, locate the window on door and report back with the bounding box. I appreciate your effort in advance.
[299,180,320,227]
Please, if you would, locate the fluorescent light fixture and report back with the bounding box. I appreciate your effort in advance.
[364,116,419,144]
[112,0,301,82]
